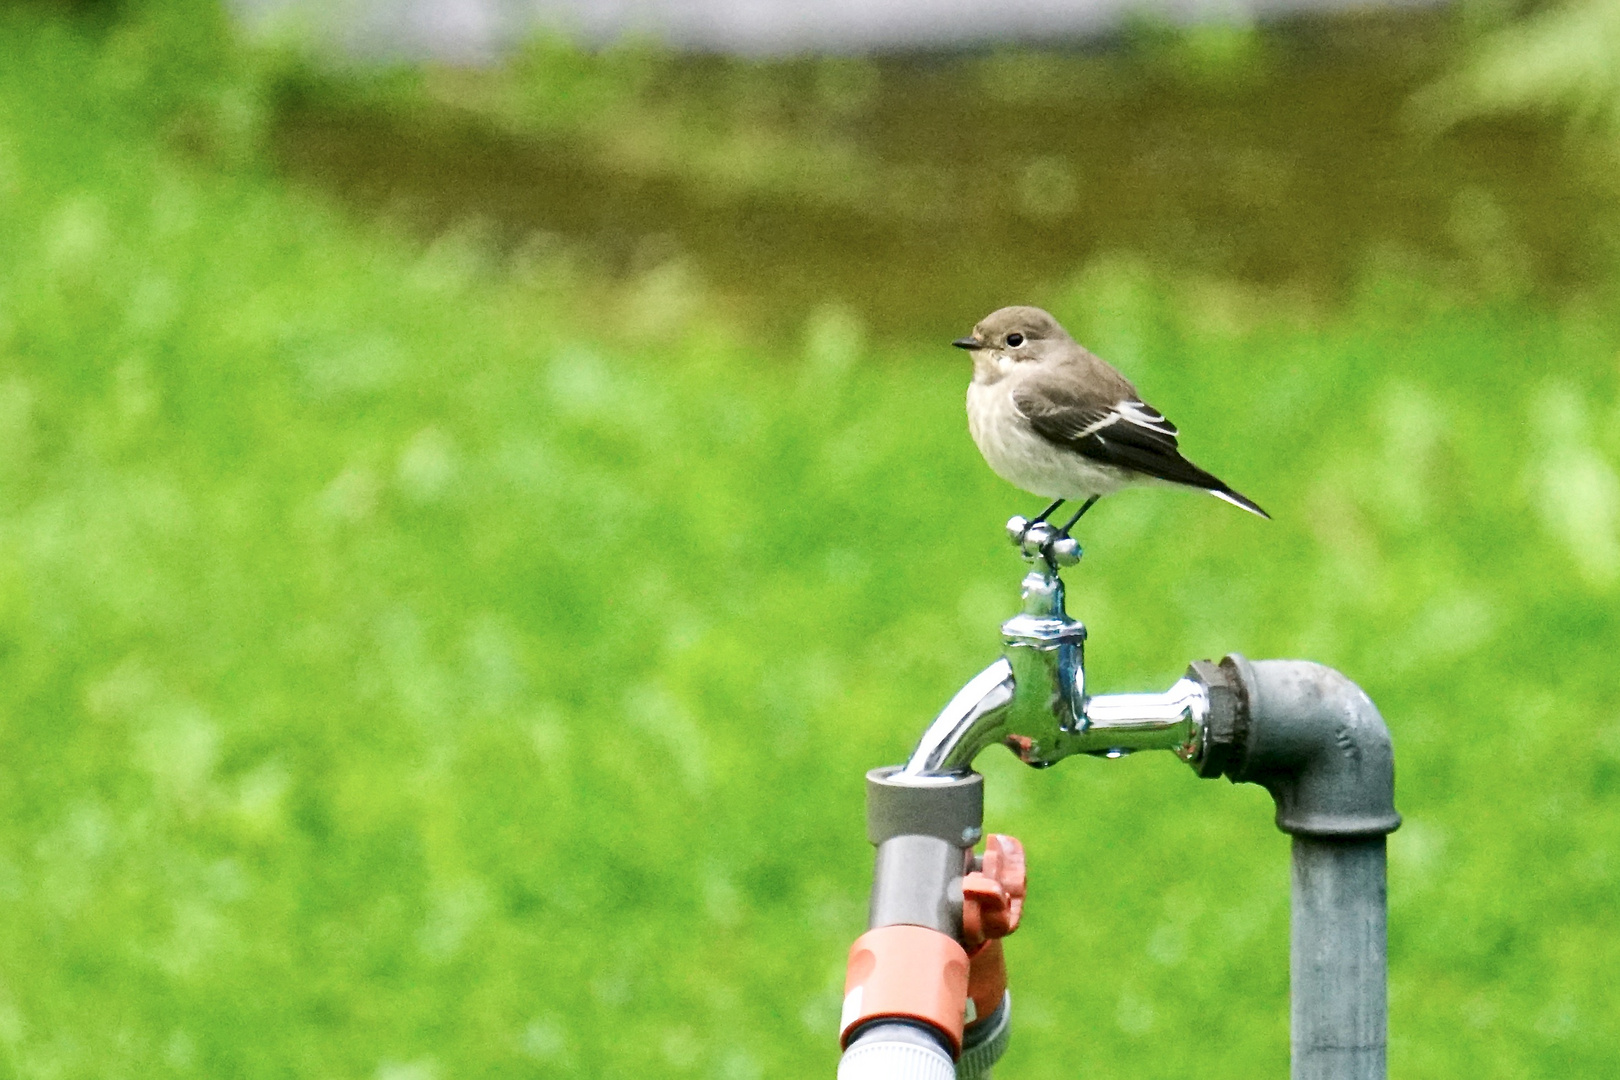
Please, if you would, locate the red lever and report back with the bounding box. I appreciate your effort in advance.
[961,833,1026,949]
[960,833,1026,1025]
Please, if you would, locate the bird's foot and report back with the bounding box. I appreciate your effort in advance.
[1006,515,1081,567]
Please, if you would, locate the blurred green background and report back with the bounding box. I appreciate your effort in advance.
[1,0,1617,1076]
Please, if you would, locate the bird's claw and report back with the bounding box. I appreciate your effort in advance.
[1005,516,1082,567]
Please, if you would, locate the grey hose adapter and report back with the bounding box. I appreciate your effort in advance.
[1190,656,1401,838]
[865,767,984,935]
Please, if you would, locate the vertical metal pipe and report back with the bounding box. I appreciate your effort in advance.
[1198,658,1398,1080]
[1291,836,1387,1080]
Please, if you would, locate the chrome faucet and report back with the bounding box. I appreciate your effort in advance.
[900,518,1210,778]
[856,518,1400,1080]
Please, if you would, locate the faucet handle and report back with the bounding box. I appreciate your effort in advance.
[1005,516,1081,567]
[962,834,1026,948]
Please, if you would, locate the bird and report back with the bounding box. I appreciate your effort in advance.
[955,305,1268,539]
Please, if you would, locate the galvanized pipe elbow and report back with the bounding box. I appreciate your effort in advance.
[1191,657,1400,1080]
[1194,656,1400,837]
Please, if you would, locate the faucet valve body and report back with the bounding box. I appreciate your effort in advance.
[903,550,1211,776]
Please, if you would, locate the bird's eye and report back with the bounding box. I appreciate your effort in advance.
[1006,333,1025,347]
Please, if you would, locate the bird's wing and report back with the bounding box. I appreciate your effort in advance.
[1011,376,1228,491]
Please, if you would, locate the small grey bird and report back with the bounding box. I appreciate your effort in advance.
[956,305,1267,536]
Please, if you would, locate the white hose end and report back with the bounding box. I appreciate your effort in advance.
[837,1038,955,1080]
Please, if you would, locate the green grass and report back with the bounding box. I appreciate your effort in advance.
[1,5,1618,1078]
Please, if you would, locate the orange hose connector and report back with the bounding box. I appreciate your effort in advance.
[839,924,970,1057]
[839,833,1029,1054]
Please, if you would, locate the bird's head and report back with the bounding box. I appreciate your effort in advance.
[953,306,1072,383]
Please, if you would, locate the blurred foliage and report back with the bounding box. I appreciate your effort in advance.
[0,2,1618,1079]
[267,11,1619,343]
[1421,0,1620,133]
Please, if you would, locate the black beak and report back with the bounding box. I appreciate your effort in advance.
[952,337,983,350]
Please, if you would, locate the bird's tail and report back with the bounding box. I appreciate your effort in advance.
[1210,486,1270,519]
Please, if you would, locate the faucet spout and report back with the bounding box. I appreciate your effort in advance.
[901,659,1017,777]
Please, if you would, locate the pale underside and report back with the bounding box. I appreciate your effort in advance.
[966,378,1144,500]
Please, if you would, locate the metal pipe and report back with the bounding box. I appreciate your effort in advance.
[1292,837,1388,1080]
[1080,678,1207,758]
[1208,658,1401,1080]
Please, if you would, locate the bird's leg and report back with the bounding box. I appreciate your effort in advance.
[1053,495,1101,540]
[1031,498,1065,525]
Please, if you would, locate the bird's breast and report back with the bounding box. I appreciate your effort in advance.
[966,380,1134,500]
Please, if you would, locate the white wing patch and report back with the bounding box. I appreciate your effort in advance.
[1068,401,1177,441]
[1116,401,1178,437]
[1075,412,1121,438]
